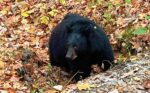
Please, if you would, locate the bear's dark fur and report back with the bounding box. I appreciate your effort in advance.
[49,14,114,81]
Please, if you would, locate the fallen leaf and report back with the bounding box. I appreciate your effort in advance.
[0,0,3,3]
[3,83,12,89]
[108,89,119,93]
[139,13,146,19]
[110,0,123,5]
[116,17,124,26]
[77,83,94,91]
[0,70,4,76]
[45,90,58,93]
[24,63,34,75]
[67,84,77,90]
[121,68,139,78]
[21,18,28,24]
[29,25,36,33]
[133,77,140,82]
[0,8,8,15]
[7,88,16,93]
[20,3,29,12]
[13,82,21,89]
[131,0,138,7]
[130,56,140,61]
[15,0,23,2]
[59,0,66,5]
[144,79,150,89]
[40,16,49,25]
[21,11,30,17]
[48,9,58,17]
[96,89,104,93]
[0,90,8,93]
[0,60,4,69]
[41,3,47,10]
[32,37,40,46]
[91,64,102,73]
[53,85,63,91]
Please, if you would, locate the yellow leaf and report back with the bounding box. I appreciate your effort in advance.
[130,56,140,61]
[0,0,3,3]
[48,9,58,17]
[3,82,12,88]
[29,25,36,33]
[21,18,28,24]
[0,70,4,76]
[40,16,49,25]
[21,11,29,17]
[59,0,66,5]
[48,11,54,16]
[15,0,23,2]
[0,39,5,46]
[0,8,8,15]
[41,3,47,9]
[77,83,94,91]
[32,37,40,46]
[133,77,140,81]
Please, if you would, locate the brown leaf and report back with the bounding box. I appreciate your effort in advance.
[121,68,139,78]
[91,64,103,74]
[27,0,40,5]
[0,70,4,76]
[108,89,119,93]
[144,79,150,89]
[67,84,77,90]
[20,3,29,12]
[39,36,48,48]
[24,63,34,75]
[110,34,117,45]
[131,0,138,7]
[0,60,4,69]
[45,89,58,93]
[110,0,123,5]
[7,88,16,93]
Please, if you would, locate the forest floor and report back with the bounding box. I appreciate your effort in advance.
[62,51,150,93]
[0,0,150,93]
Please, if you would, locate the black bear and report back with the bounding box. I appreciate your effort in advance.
[49,13,114,81]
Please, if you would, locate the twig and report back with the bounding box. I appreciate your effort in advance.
[63,70,81,89]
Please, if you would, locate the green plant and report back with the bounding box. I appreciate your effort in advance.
[118,28,134,55]
[88,0,103,7]
[145,15,150,20]
[125,0,131,4]
[133,27,147,35]
[48,63,52,73]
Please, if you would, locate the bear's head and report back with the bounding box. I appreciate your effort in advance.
[65,20,99,60]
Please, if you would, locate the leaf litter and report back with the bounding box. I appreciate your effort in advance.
[63,51,150,93]
[0,0,150,92]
